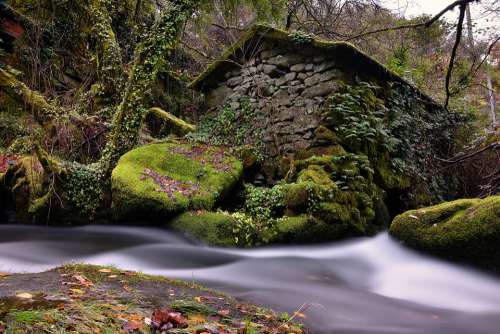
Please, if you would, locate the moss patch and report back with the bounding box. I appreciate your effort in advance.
[170,211,237,246]
[111,142,243,220]
[390,196,500,270]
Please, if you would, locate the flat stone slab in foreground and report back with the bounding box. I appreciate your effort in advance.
[0,264,305,334]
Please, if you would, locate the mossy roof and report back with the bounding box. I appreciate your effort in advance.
[188,24,440,107]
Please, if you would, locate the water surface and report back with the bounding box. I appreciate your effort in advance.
[0,224,499,333]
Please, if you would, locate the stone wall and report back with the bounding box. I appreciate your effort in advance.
[205,44,352,158]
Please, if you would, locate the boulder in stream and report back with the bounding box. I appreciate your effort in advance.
[111,142,243,220]
[390,196,500,270]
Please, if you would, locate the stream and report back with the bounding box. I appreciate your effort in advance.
[1,222,500,333]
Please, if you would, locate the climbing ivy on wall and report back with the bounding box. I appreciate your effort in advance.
[324,81,465,207]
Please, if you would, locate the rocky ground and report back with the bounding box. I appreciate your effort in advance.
[0,264,306,334]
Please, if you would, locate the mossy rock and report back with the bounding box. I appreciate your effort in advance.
[170,211,236,246]
[3,155,49,224]
[111,142,243,220]
[390,196,500,270]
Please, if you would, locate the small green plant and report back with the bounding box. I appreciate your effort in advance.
[188,100,265,159]
[244,184,285,220]
[289,31,313,45]
[66,163,104,216]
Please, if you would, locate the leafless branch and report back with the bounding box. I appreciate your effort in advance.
[346,0,479,41]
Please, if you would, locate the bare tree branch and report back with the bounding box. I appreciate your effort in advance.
[346,0,479,41]
[445,4,467,108]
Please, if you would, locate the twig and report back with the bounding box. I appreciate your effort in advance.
[346,0,479,41]
[444,4,466,109]
[436,142,500,165]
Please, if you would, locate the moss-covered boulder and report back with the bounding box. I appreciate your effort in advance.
[390,196,500,270]
[170,211,237,246]
[111,142,243,220]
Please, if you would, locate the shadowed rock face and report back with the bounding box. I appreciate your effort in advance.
[1,224,500,334]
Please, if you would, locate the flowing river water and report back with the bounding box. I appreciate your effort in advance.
[1,220,500,333]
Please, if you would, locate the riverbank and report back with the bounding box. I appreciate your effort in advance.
[0,264,305,334]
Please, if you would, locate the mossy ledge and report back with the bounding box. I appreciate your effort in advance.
[0,264,305,334]
[111,142,243,221]
[389,196,500,270]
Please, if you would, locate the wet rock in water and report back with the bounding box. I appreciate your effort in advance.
[170,211,236,247]
[111,142,243,221]
[390,196,500,270]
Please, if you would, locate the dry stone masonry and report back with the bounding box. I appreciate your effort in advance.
[190,25,440,160]
[204,47,349,157]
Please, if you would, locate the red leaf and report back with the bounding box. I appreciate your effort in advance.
[151,307,188,329]
[124,320,143,332]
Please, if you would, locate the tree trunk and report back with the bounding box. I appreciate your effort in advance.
[0,68,59,125]
[486,72,497,128]
[466,4,497,129]
[98,0,199,174]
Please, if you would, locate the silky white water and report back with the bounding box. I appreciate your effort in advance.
[1,224,499,333]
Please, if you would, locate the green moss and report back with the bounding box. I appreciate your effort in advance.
[295,145,347,160]
[375,159,411,190]
[390,196,500,269]
[312,125,340,146]
[282,182,315,213]
[9,310,43,324]
[170,300,217,315]
[111,142,243,220]
[297,165,336,188]
[148,107,196,136]
[170,211,236,246]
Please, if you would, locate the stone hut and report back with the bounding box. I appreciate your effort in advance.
[189,24,441,159]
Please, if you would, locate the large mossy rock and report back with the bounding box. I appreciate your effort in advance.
[111,142,243,220]
[390,196,500,269]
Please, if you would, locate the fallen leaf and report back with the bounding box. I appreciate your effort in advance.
[124,320,143,331]
[189,314,206,324]
[98,269,112,273]
[16,292,33,299]
[294,312,306,319]
[0,273,10,278]
[111,305,128,311]
[122,271,136,277]
[151,307,188,329]
[194,296,202,303]
[72,274,94,287]
[108,275,118,278]
[94,328,101,334]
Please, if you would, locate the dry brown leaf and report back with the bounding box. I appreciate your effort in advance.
[98,269,112,273]
[72,274,94,287]
[294,312,306,319]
